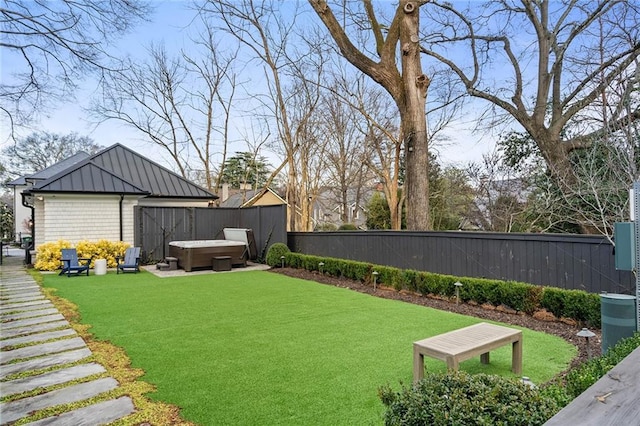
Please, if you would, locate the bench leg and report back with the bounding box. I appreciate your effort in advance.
[446,357,459,371]
[512,339,523,375]
[413,349,425,383]
[480,352,490,364]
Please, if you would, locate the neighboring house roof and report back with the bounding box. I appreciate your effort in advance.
[26,143,217,199]
[220,187,285,208]
[6,152,91,186]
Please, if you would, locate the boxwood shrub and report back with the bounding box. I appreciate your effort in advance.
[285,252,601,326]
[379,371,561,425]
[543,332,640,401]
[380,334,640,425]
[265,243,290,267]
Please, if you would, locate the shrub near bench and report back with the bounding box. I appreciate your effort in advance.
[283,252,601,328]
[379,332,640,425]
[379,371,561,425]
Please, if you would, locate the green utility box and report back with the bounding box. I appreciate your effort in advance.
[614,222,634,271]
[600,293,637,354]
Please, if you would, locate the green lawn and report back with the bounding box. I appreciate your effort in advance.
[42,270,575,425]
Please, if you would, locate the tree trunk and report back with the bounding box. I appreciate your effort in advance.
[309,0,431,230]
[398,0,430,230]
[287,162,297,231]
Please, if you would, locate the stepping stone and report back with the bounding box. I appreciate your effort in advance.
[0,377,119,424]
[0,362,106,398]
[1,293,43,302]
[0,289,43,305]
[2,308,59,322]
[1,337,87,365]
[0,286,40,295]
[24,396,135,426]
[0,348,92,380]
[0,320,70,339]
[1,314,66,330]
[2,295,45,304]
[1,328,77,349]
[1,280,39,287]
[0,300,51,313]
[0,302,55,315]
[0,284,42,292]
[0,280,37,287]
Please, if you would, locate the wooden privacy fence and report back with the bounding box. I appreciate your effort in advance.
[288,231,634,294]
[134,205,287,263]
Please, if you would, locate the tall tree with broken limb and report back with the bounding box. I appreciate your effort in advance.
[309,0,431,230]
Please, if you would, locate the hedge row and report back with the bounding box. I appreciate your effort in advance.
[284,252,602,328]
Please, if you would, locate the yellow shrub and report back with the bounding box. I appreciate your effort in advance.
[35,240,132,271]
[34,240,73,271]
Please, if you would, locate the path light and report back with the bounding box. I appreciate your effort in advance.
[372,271,379,291]
[454,281,463,305]
[577,328,596,359]
[521,376,536,389]
[318,262,324,274]
[280,255,285,268]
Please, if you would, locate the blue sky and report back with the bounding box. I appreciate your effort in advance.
[0,1,200,168]
[0,1,494,171]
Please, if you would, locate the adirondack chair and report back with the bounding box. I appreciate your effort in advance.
[116,247,141,274]
[59,248,91,277]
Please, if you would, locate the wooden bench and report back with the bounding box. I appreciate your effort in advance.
[413,322,522,382]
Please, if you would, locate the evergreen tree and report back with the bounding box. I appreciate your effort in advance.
[220,152,271,189]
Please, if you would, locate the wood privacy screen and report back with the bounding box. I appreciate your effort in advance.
[288,231,633,294]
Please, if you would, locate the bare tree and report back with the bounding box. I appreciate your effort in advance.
[466,151,532,232]
[309,0,432,230]
[1,131,101,179]
[0,0,150,135]
[354,83,405,230]
[420,0,640,232]
[319,73,374,226]
[92,21,238,190]
[202,0,329,231]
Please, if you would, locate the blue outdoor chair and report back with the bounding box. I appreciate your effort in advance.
[60,248,91,277]
[116,247,141,274]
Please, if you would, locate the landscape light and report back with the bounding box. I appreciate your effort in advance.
[576,328,596,359]
[454,281,463,305]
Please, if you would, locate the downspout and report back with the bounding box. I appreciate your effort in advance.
[119,194,124,242]
[21,192,35,265]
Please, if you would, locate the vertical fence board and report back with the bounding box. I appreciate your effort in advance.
[288,231,634,294]
[135,205,287,263]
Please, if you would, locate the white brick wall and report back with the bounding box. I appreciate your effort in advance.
[35,194,206,247]
[34,198,44,247]
[38,195,140,246]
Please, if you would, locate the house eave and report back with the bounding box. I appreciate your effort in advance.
[28,190,151,196]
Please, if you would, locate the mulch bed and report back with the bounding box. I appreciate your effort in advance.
[270,267,601,374]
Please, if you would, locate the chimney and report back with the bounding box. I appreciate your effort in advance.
[221,183,229,202]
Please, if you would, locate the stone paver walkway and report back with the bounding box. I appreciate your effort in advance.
[1,254,135,425]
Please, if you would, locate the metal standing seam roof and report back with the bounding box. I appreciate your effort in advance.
[28,162,149,195]
[27,143,217,199]
[6,152,91,186]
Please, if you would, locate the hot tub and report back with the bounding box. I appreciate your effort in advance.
[168,240,247,272]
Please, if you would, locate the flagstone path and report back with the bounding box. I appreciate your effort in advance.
[0,255,135,425]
